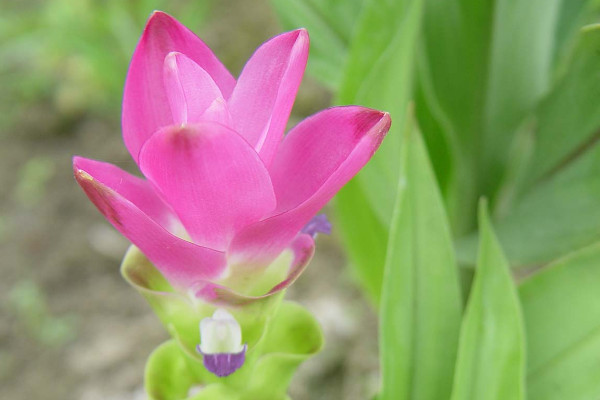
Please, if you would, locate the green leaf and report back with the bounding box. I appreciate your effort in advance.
[379,117,462,400]
[450,202,525,400]
[527,24,600,182]
[456,140,600,269]
[520,243,600,400]
[482,0,561,188]
[332,179,388,303]
[269,0,363,89]
[420,0,561,207]
[334,0,424,302]
[414,62,471,233]
[338,0,424,226]
[552,0,596,72]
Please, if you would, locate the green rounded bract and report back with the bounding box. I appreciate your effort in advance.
[120,246,323,400]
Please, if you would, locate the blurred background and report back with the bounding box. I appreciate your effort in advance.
[0,1,378,399]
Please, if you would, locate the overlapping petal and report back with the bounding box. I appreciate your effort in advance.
[228,107,391,264]
[123,11,235,162]
[228,29,309,166]
[73,157,173,227]
[163,52,229,126]
[138,123,276,251]
[73,159,226,287]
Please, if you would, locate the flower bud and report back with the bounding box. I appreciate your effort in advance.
[197,309,247,377]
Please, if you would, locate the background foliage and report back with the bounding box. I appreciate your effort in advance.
[273,0,600,399]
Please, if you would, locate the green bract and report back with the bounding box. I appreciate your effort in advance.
[121,246,323,400]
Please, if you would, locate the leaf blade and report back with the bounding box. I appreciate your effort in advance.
[528,24,600,182]
[269,0,363,88]
[338,0,424,225]
[334,0,424,302]
[421,0,562,209]
[450,202,525,400]
[380,118,462,400]
[520,242,600,400]
[456,140,600,269]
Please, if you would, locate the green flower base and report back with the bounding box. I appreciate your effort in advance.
[120,246,323,400]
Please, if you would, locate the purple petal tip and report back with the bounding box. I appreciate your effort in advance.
[197,344,247,377]
[301,214,332,238]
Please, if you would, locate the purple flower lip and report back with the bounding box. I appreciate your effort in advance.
[197,344,247,377]
[301,214,332,238]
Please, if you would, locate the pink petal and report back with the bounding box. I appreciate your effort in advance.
[73,161,226,288]
[163,52,229,126]
[193,234,315,306]
[229,106,391,263]
[228,29,309,166]
[200,97,231,126]
[73,156,173,227]
[138,123,277,251]
[123,11,235,163]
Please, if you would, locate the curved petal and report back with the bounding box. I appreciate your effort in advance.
[228,29,309,166]
[73,162,226,288]
[199,97,231,126]
[163,52,230,126]
[73,156,173,228]
[194,234,315,306]
[123,11,235,163]
[138,123,276,251]
[271,106,391,212]
[229,107,391,263]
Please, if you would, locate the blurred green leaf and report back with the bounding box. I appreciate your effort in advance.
[380,117,462,400]
[457,140,600,269]
[270,0,363,89]
[338,0,423,226]
[527,24,600,183]
[333,181,387,303]
[334,0,424,302]
[15,156,56,207]
[420,0,561,212]
[552,0,597,72]
[450,202,525,400]
[418,2,491,228]
[414,62,467,231]
[0,0,213,128]
[9,280,77,347]
[520,243,600,400]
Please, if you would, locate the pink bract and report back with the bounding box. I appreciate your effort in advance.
[73,11,391,301]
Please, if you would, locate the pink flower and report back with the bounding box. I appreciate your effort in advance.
[73,11,390,303]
